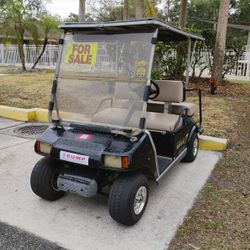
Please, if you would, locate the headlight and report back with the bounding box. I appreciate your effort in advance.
[34,140,51,155]
[104,155,129,169]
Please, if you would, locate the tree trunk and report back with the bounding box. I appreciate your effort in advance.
[79,0,85,22]
[32,37,48,69]
[123,0,129,20]
[211,0,230,87]
[136,0,144,18]
[19,44,26,71]
[178,0,187,29]
[16,30,26,71]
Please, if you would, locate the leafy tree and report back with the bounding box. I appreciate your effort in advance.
[0,0,6,6]
[89,0,123,21]
[144,0,157,17]
[0,0,40,71]
[32,14,60,69]
[65,13,80,22]
[64,12,93,22]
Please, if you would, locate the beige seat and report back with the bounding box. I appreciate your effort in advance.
[92,108,140,127]
[171,102,198,116]
[146,112,182,131]
[93,80,195,132]
[153,80,197,117]
[145,80,199,132]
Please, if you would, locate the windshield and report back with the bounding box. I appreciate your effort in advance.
[55,31,155,130]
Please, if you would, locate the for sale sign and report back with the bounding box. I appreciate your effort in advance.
[65,43,97,66]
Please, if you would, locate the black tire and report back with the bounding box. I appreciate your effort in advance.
[108,173,149,226]
[30,157,65,201]
[182,131,199,162]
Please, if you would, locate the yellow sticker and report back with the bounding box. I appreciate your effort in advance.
[65,43,97,65]
[136,60,147,67]
[136,67,146,78]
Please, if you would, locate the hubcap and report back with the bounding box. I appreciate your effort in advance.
[193,138,198,156]
[133,186,147,215]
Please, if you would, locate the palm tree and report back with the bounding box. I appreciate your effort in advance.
[79,0,86,22]
[123,0,129,20]
[136,0,144,18]
[211,0,230,91]
[32,15,59,69]
[0,0,38,71]
[178,0,187,29]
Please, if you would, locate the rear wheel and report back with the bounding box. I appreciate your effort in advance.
[108,173,149,226]
[182,132,199,162]
[30,157,65,201]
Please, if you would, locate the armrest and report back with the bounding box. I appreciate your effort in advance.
[184,87,203,129]
[169,104,188,116]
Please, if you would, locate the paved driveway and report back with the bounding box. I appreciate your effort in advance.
[0,118,221,250]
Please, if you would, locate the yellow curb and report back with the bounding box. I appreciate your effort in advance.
[0,105,36,122]
[0,105,227,151]
[199,135,227,151]
[34,108,49,123]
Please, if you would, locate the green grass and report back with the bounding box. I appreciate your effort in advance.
[230,79,250,86]
[169,82,250,250]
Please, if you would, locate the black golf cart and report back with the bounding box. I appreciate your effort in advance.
[30,18,204,226]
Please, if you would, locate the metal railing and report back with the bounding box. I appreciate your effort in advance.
[0,44,59,68]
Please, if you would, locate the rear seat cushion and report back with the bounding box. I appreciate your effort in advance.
[146,112,182,131]
[171,102,198,116]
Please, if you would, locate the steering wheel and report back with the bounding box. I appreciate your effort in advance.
[149,80,160,99]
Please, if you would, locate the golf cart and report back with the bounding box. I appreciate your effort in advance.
[30,18,204,226]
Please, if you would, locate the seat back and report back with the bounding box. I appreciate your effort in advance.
[154,80,183,103]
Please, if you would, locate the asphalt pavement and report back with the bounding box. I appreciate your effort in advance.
[0,222,66,250]
[0,118,221,250]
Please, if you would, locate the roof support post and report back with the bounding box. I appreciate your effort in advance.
[185,38,192,87]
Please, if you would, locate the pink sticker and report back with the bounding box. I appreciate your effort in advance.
[76,134,93,140]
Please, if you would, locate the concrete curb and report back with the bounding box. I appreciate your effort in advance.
[199,135,227,151]
[0,105,227,151]
[0,105,36,121]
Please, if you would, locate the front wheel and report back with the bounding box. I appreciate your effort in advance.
[108,173,149,226]
[30,157,65,201]
[182,132,199,162]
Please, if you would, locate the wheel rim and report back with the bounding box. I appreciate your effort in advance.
[133,186,147,215]
[51,170,60,191]
[193,137,198,156]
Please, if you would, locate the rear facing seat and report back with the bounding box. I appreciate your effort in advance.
[152,80,198,116]
[145,80,184,131]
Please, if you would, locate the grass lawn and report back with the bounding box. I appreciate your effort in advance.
[0,70,249,248]
[169,81,250,249]
[0,71,53,109]
[229,79,250,86]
